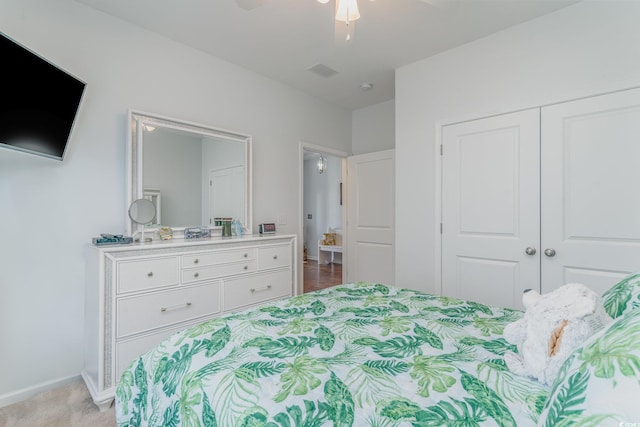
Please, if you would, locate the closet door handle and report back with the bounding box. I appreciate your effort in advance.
[544,248,556,257]
[525,247,536,256]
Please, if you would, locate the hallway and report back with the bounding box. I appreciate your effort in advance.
[303,260,343,293]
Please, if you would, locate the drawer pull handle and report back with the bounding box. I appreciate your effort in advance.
[194,258,199,264]
[244,253,248,258]
[244,265,248,270]
[161,302,192,312]
[250,285,272,293]
[273,255,278,260]
[147,272,153,277]
[194,272,199,278]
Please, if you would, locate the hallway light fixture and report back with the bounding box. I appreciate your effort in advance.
[317,154,327,174]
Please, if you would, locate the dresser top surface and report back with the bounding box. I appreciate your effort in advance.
[88,234,296,255]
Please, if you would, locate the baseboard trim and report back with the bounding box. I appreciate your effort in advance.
[0,374,80,409]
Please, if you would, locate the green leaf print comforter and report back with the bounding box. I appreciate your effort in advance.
[115,283,548,426]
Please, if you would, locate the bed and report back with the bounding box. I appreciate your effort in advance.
[115,278,640,427]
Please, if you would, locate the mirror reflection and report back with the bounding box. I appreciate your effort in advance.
[127,111,252,237]
[128,198,157,225]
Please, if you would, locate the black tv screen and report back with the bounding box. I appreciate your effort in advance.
[0,32,86,161]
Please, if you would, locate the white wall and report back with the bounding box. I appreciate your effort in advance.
[0,0,350,404]
[303,155,343,260]
[395,0,640,295]
[352,99,395,154]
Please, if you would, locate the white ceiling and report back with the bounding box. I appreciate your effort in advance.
[75,0,580,111]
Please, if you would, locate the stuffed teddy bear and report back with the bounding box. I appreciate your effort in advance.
[503,283,612,385]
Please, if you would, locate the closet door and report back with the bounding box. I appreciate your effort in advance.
[442,109,540,309]
[541,88,640,295]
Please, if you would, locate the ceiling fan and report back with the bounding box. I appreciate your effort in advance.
[235,0,455,12]
[235,0,455,41]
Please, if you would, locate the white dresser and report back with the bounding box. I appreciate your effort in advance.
[82,234,297,410]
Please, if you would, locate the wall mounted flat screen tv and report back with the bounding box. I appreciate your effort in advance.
[0,32,86,161]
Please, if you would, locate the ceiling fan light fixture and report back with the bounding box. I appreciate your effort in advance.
[335,0,360,23]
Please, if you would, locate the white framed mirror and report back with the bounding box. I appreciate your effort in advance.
[126,109,252,238]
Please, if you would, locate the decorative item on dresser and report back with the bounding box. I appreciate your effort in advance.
[128,198,157,243]
[82,234,297,410]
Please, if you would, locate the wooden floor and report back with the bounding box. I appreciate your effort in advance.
[303,259,343,293]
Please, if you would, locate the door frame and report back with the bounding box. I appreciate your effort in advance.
[435,87,640,298]
[298,141,349,294]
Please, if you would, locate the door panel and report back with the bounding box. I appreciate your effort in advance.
[541,88,640,294]
[346,150,395,284]
[562,268,630,296]
[458,130,518,235]
[442,109,540,309]
[456,257,520,309]
[352,242,395,285]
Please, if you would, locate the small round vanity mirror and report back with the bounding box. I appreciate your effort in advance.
[128,198,156,243]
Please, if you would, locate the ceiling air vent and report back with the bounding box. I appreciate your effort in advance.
[307,63,339,79]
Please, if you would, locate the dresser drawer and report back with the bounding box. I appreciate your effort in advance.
[117,257,179,294]
[116,282,220,338]
[116,326,181,380]
[182,248,256,267]
[223,270,292,312]
[258,245,291,270]
[182,260,257,283]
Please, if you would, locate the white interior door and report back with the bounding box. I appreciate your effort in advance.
[541,88,640,295]
[346,149,395,285]
[442,109,540,309]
